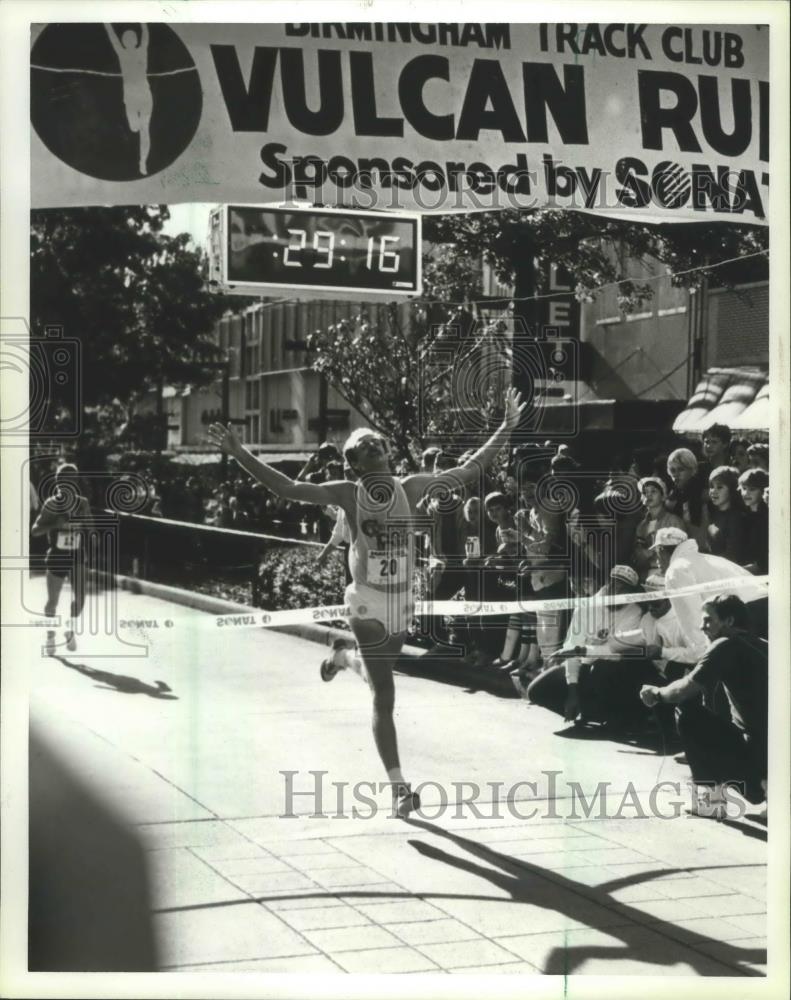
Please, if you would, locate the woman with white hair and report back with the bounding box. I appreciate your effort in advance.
[665,447,708,547]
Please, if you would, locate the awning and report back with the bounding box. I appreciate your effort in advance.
[673,367,768,436]
[531,381,616,432]
[730,382,770,431]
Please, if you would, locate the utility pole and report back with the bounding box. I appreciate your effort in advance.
[202,357,244,482]
[221,362,230,480]
[155,376,165,479]
[317,373,328,445]
[510,228,538,435]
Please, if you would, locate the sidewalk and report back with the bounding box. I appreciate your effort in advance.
[26,579,768,978]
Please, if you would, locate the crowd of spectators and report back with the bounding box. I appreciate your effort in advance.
[406,420,770,819]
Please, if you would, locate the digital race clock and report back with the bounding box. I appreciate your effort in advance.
[208,205,421,298]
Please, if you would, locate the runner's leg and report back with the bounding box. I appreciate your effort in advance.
[349,617,405,775]
[45,570,65,617]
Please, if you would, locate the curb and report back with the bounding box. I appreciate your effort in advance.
[109,572,371,651]
[105,572,519,697]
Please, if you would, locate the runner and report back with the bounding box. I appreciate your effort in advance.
[105,24,153,176]
[31,463,92,656]
[208,387,525,817]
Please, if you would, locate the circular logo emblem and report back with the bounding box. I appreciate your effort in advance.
[652,161,692,210]
[31,23,202,181]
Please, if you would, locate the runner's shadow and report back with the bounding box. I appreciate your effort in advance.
[53,656,177,699]
[403,817,764,976]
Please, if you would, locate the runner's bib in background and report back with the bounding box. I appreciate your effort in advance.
[56,530,81,550]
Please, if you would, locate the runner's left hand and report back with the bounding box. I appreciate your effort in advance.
[502,387,527,431]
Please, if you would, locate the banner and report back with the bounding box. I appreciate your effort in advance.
[30,22,769,223]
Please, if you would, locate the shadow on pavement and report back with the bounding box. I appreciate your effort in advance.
[53,656,177,699]
[399,817,765,976]
[396,651,520,699]
[552,719,680,756]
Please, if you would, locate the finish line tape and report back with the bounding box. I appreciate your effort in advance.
[185,575,770,633]
[26,575,768,634]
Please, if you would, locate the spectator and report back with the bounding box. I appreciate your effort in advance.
[650,526,768,657]
[549,452,597,517]
[665,448,708,547]
[747,442,769,471]
[484,491,518,550]
[226,495,249,529]
[640,594,768,819]
[526,565,645,725]
[295,443,341,490]
[508,540,574,684]
[729,436,750,473]
[595,484,642,573]
[700,423,732,476]
[423,453,469,644]
[738,468,769,575]
[706,466,748,565]
[316,505,350,568]
[638,582,699,682]
[450,493,513,665]
[420,446,441,472]
[183,476,205,523]
[633,476,686,580]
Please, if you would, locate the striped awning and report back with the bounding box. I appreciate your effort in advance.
[673,367,768,436]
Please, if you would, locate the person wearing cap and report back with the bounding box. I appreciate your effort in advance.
[526,565,646,724]
[633,477,686,581]
[640,594,768,819]
[651,526,768,658]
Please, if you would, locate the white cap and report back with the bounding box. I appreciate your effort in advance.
[650,526,689,550]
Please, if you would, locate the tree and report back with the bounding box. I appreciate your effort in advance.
[425,210,768,312]
[30,206,233,427]
[306,211,768,462]
[307,247,507,466]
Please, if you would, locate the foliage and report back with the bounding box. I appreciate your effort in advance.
[424,210,768,313]
[307,251,507,466]
[255,547,346,613]
[306,211,768,462]
[30,206,232,420]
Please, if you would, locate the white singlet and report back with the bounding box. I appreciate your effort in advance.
[345,477,415,635]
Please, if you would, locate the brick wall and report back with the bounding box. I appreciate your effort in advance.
[705,283,768,368]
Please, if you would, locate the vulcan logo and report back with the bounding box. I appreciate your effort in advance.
[31,23,202,181]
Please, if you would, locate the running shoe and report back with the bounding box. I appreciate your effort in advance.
[320,636,355,683]
[392,784,421,819]
[65,630,77,653]
[44,630,56,656]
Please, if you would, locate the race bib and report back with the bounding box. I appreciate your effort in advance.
[367,550,407,586]
[56,530,81,550]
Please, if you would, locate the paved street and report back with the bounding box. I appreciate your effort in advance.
[27,579,768,977]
